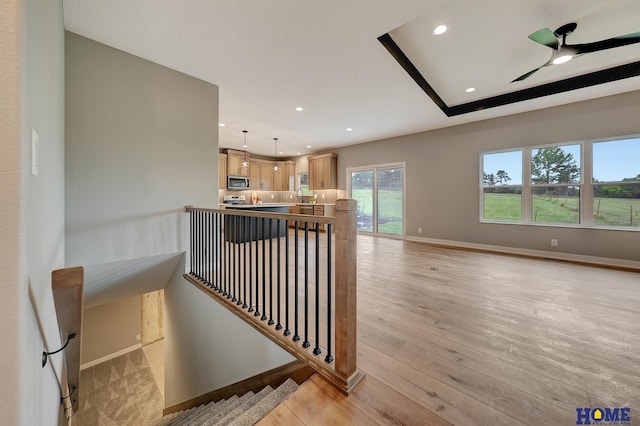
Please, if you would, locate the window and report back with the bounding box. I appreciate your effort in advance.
[530,144,581,225]
[592,138,640,228]
[482,151,522,221]
[481,136,640,229]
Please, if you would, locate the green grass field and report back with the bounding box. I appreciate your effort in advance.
[484,193,640,227]
[352,188,403,234]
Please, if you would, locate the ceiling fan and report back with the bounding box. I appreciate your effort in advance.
[512,22,640,82]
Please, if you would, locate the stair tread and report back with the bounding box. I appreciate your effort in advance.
[228,379,298,426]
[193,391,252,426]
[169,397,236,426]
[212,385,274,426]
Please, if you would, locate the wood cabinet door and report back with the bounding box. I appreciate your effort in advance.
[218,154,227,189]
[227,151,249,177]
[260,162,273,190]
[249,160,261,190]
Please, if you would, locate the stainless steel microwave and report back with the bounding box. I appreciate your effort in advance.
[227,176,250,190]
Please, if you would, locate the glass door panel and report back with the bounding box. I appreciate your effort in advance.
[351,170,374,232]
[376,168,404,235]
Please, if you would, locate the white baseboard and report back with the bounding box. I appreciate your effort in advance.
[81,343,142,370]
[404,235,640,271]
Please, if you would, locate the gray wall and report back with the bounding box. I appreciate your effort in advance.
[1,0,66,424]
[164,259,294,407]
[336,91,640,262]
[65,32,218,367]
[65,32,219,267]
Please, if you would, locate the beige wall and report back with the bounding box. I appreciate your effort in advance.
[81,296,141,364]
[1,0,68,424]
[336,90,640,262]
[0,2,23,423]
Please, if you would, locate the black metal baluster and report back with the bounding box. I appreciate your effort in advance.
[197,211,201,280]
[313,224,321,356]
[207,212,213,287]
[231,215,237,301]
[236,215,241,305]
[261,218,268,321]
[293,221,300,342]
[194,210,199,278]
[268,218,274,326]
[275,219,282,330]
[189,210,194,275]
[303,222,310,349]
[218,213,223,293]
[214,212,218,290]
[242,215,248,308]
[248,216,254,312]
[325,224,334,363]
[224,214,229,296]
[253,217,264,317]
[284,219,290,336]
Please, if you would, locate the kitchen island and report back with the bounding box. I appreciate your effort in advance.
[223,204,292,243]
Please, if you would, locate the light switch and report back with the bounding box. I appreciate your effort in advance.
[31,129,39,177]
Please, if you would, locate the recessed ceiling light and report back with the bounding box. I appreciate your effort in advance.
[219,123,226,127]
[242,144,248,148]
[465,87,476,93]
[296,152,301,155]
[346,128,353,132]
[433,25,447,35]
[279,151,283,155]
[306,145,312,148]
[552,55,573,65]
[296,106,304,112]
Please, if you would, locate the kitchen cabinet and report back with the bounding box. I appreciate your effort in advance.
[218,153,227,189]
[288,203,335,231]
[248,159,273,190]
[308,153,337,190]
[273,160,295,191]
[226,149,250,177]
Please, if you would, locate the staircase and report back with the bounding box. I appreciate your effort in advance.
[154,378,299,426]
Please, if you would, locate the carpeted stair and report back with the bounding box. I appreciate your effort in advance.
[154,378,299,426]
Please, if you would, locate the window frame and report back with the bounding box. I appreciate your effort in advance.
[480,135,640,231]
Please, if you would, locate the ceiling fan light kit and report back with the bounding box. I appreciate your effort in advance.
[512,22,640,82]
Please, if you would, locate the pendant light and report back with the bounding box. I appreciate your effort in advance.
[272,138,279,173]
[241,130,249,169]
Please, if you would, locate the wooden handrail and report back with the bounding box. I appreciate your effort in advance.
[185,205,336,224]
[52,266,84,417]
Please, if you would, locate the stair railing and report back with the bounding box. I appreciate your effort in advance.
[184,200,364,394]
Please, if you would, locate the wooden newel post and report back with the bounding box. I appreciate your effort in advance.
[334,199,363,393]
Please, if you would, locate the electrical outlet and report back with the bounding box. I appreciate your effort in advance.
[551,239,558,247]
[418,227,423,234]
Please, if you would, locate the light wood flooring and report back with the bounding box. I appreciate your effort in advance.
[258,234,640,425]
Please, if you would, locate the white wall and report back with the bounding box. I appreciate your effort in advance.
[336,91,640,262]
[164,257,294,407]
[0,0,66,424]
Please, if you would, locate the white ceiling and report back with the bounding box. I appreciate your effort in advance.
[62,0,640,157]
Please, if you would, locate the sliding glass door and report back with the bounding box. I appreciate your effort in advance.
[349,163,405,236]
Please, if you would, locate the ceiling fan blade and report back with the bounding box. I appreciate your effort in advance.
[571,32,640,54]
[528,28,559,50]
[511,66,544,82]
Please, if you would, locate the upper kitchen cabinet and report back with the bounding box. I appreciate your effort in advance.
[218,153,227,189]
[309,153,337,190]
[226,149,250,177]
[249,158,273,190]
[273,160,296,191]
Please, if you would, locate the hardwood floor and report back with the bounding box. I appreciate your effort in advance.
[259,234,640,425]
